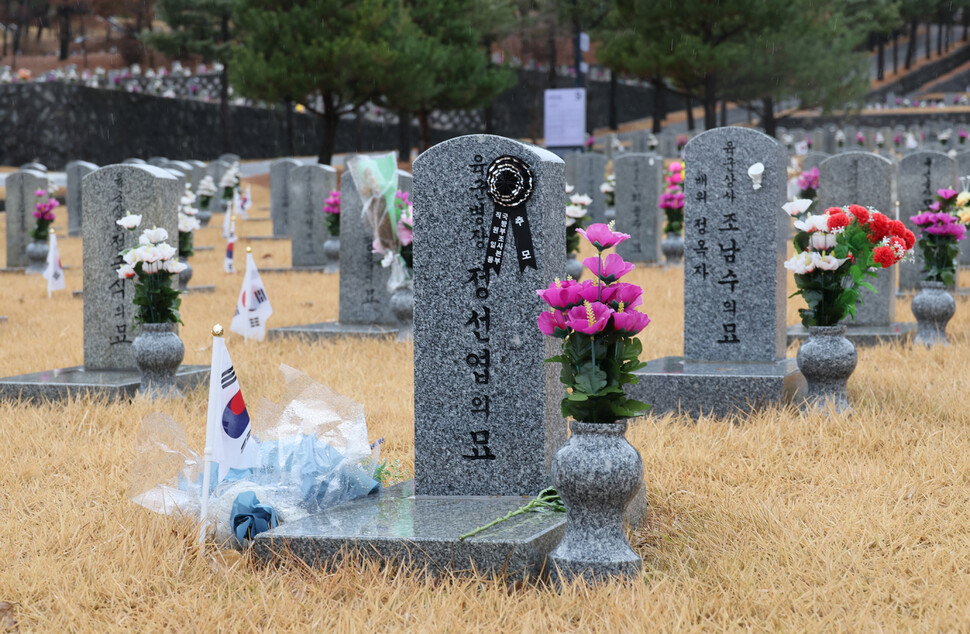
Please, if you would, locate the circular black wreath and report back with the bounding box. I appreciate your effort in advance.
[486,155,535,208]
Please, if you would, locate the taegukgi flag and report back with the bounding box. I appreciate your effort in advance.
[240,185,252,219]
[230,252,273,340]
[43,233,65,297]
[206,335,260,482]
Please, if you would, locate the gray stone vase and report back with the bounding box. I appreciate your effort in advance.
[549,420,643,584]
[390,286,414,342]
[661,233,684,266]
[566,253,585,280]
[197,209,212,228]
[605,206,616,221]
[323,236,341,273]
[178,259,193,290]
[796,325,857,413]
[912,281,956,347]
[25,239,48,274]
[131,323,185,399]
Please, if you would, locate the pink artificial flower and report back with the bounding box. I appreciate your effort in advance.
[397,222,413,246]
[576,223,630,250]
[564,301,613,335]
[536,278,585,310]
[537,310,569,338]
[600,282,643,310]
[611,309,651,336]
[928,201,942,212]
[34,189,47,197]
[938,188,958,201]
[584,253,635,284]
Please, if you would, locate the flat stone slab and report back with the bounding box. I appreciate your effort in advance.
[242,216,272,222]
[786,322,917,347]
[253,485,566,581]
[194,245,214,252]
[240,236,285,241]
[0,268,28,273]
[183,285,216,294]
[0,365,209,403]
[631,356,806,419]
[267,322,397,341]
[897,288,970,297]
[258,266,328,274]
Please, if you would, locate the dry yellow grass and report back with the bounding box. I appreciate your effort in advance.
[3,179,970,630]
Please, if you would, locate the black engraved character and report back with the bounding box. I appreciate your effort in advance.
[462,430,496,460]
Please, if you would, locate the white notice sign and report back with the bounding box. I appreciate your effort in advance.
[544,88,586,148]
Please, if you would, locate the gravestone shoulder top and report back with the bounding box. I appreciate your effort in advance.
[412,134,566,497]
[683,127,788,363]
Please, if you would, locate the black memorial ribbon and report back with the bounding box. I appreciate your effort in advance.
[484,155,537,275]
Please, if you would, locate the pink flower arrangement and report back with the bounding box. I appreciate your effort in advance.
[797,167,819,200]
[323,190,341,236]
[855,131,865,146]
[537,222,650,422]
[30,188,58,240]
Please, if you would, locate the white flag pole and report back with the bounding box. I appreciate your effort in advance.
[198,323,224,546]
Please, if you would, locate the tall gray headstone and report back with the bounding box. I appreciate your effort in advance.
[563,151,578,186]
[898,152,958,291]
[168,160,194,184]
[816,152,900,329]
[397,169,413,194]
[122,158,147,165]
[412,134,566,496]
[614,153,663,263]
[801,152,830,172]
[207,160,231,191]
[823,127,836,155]
[147,157,168,167]
[632,127,804,417]
[164,168,187,196]
[571,153,608,224]
[956,151,970,179]
[66,160,98,237]
[337,171,395,326]
[187,160,207,188]
[660,131,676,158]
[20,162,46,172]
[288,164,337,267]
[5,170,49,268]
[219,153,241,164]
[270,158,302,237]
[82,165,180,370]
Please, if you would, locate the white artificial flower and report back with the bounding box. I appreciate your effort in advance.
[835,130,846,143]
[810,231,837,250]
[939,129,953,142]
[569,193,593,206]
[793,214,829,233]
[565,184,575,194]
[116,213,142,230]
[784,251,815,274]
[156,243,178,261]
[197,176,218,197]
[163,259,188,274]
[565,204,588,219]
[600,181,614,194]
[781,133,793,146]
[811,252,846,271]
[123,249,139,267]
[782,199,813,217]
[178,213,201,233]
[135,244,159,263]
[139,226,169,245]
[875,132,885,146]
[117,264,136,279]
[181,188,197,206]
[565,216,576,227]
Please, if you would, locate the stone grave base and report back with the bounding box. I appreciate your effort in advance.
[897,287,970,297]
[253,481,565,582]
[0,365,209,403]
[194,245,215,252]
[184,285,216,294]
[0,268,27,273]
[259,266,329,274]
[632,357,806,419]
[241,236,285,241]
[786,322,917,347]
[242,216,272,222]
[267,322,397,341]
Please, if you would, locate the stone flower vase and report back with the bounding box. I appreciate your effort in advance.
[604,206,616,222]
[323,236,341,273]
[197,209,212,228]
[549,420,643,584]
[131,323,184,399]
[565,253,584,280]
[390,286,414,342]
[796,325,857,413]
[912,281,955,347]
[178,259,193,290]
[25,239,49,274]
[661,232,684,266]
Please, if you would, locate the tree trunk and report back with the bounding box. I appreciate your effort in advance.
[685,94,695,131]
[2,0,7,57]
[877,38,884,81]
[219,15,232,154]
[938,22,944,56]
[398,110,411,160]
[547,22,557,88]
[59,8,70,61]
[925,22,931,60]
[719,100,727,127]
[35,18,42,43]
[964,10,969,41]
[905,20,917,69]
[608,70,617,130]
[284,98,295,157]
[761,96,776,138]
[893,31,898,74]
[651,78,664,134]
[318,107,340,166]
[417,108,432,153]
[703,74,717,130]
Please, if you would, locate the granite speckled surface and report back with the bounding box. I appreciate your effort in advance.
[797,325,856,413]
[816,152,899,327]
[801,152,831,172]
[615,153,663,264]
[288,164,337,267]
[266,322,397,341]
[412,135,566,497]
[682,127,788,363]
[186,159,207,187]
[66,161,97,237]
[5,169,48,268]
[786,323,916,347]
[569,152,608,224]
[898,152,958,290]
[337,169,395,326]
[269,158,301,237]
[912,281,955,346]
[252,491,566,582]
[82,165,179,371]
[206,160,231,196]
[0,364,208,403]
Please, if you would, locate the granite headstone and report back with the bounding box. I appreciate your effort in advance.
[801,152,830,172]
[270,158,302,237]
[20,162,46,172]
[289,164,337,267]
[186,160,207,188]
[571,153,608,224]
[4,170,48,268]
[66,161,98,237]
[614,153,663,264]
[898,152,959,290]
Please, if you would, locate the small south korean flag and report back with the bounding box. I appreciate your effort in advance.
[206,334,260,483]
[230,251,273,341]
[42,233,65,297]
[240,185,252,219]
